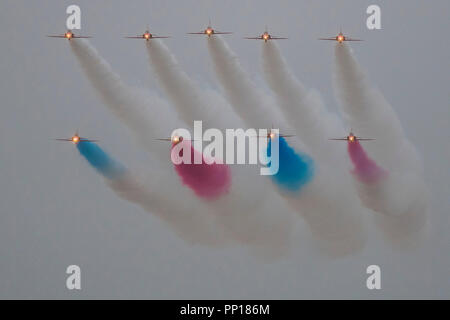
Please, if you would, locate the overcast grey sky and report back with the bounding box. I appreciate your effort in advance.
[0,0,449,298]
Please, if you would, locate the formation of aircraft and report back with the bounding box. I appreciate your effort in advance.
[55,131,98,144]
[55,129,374,147]
[52,25,368,151]
[153,128,295,148]
[329,130,375,142]
[48,26,362,44]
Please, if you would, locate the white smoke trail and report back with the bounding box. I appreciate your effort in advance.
[208,36,368,257]
[207,36,284,129]
[333,43,422,173]
[145,40,238,128]
[71,39,294,257]
[109,172,230,245]
[260,41,375,254]
[70,39,176,163]
[333,43,429,245]
[261,41,345,161]
[145,39,295,257]
[70,39,230,246]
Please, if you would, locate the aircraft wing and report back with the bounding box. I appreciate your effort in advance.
[80,138,98,142]
[55,138,97,142]
[244,37,262,40]
[72,36,92,38]
[125,36,144,39]
[214,31,233,34]
[152,36,170,38]
[271,36,288,40]
[155,138,196,142]
[346,38,363,41]
[47,33,90,38]
[318,37,336,41]
[329,138,348,141]
[253,134,294,138]
[187,32,205,34]
[356,138,375,141]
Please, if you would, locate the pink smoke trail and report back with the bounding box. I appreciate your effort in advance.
[171,140,231,200]
[348,140,388,184]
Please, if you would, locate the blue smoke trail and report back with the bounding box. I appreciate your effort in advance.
[268,137,315,193]
[76,142,126,180]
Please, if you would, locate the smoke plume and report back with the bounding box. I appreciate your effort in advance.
[208,36,368,257]
[77,141,228,245]
[333,43,429,245]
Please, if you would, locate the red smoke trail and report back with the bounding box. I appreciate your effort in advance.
[348,140,388,184]
[172,141,231,200]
